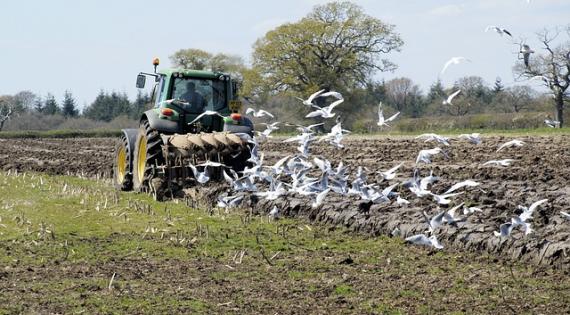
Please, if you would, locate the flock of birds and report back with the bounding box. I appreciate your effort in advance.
[185,89,568,251]
[437,15,561,128]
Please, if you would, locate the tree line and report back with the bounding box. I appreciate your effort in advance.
[1,1,568,130]
[0,89,151,130]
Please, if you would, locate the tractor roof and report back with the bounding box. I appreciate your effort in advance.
[158,68,225,79]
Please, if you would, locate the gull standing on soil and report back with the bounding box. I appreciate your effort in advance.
[377,102,400,127]
[405,234,444,249]
[496,139,525,152]
[441,57,471,75]
[482,159,515,167]
[485,25,512,37]
[443,90,461,106]
[306,99,344,119]
[458,133,482,145]
[296,89,325,106]
[246,108,274,118]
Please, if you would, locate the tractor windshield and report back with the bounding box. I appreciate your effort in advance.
[171,77,227,113]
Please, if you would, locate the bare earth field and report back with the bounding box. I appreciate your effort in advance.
[0,135,569,265]
[0,134,569,313]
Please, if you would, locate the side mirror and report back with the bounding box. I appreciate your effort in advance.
[136,74,146,89]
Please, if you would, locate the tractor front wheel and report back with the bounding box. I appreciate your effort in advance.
[132,120,164,192]
[112,135,133,191]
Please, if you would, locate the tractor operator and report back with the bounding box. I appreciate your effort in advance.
[181,82,207,112]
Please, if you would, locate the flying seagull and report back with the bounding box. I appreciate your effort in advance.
[405,234,444,249]
[520,44,534,68]
[485,25,512,37]
[306,99,344,119]
[482,159,515,167]
[458,133,482,145]
[246,108,274,118]
[544,119,560,128]
[443,90,461,105]
[377,102,400,127]
[296,89,325,106]
[496,139,525,152]
[441,57,471,75]
[416,147,446,164]
[188,110,225,125]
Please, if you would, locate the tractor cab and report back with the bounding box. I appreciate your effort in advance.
[135,59,243,135]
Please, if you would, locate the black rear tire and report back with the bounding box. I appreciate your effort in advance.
[132,120,164,192]
[112,135,133,191]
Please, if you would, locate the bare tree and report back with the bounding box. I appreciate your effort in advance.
[514,26,570,126]
[0,106,13,131]
[384,77,423,117]
[500,85,535,113]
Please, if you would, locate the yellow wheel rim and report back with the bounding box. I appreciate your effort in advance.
[137,136,147,184]
[116,146,127,183]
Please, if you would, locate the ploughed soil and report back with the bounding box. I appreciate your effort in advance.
[1,135,569,266]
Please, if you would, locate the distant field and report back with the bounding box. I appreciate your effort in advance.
[0,172,569,314]
[0,126,569,139]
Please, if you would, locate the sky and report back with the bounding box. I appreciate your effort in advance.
[1,0,569,109]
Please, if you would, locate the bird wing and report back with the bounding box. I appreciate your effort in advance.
[528,199,548,213]
[496,142,508,152]
[307,89,326,103]
[447,89,461,104]
[327,99,344,111]
[383,162,403,176]
[188,111,223,125]
[441,59,454,74]
[503,29,512,37]
[320,91,343,100]
[258,109,274,118]
[444,180,479,194]
[245,108,255,115]
[485,25,497,32]
[385,111,400,123]
[307,122,324,130]
[305,110,323,118]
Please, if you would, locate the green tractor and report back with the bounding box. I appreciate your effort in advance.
[113,58,254,195]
